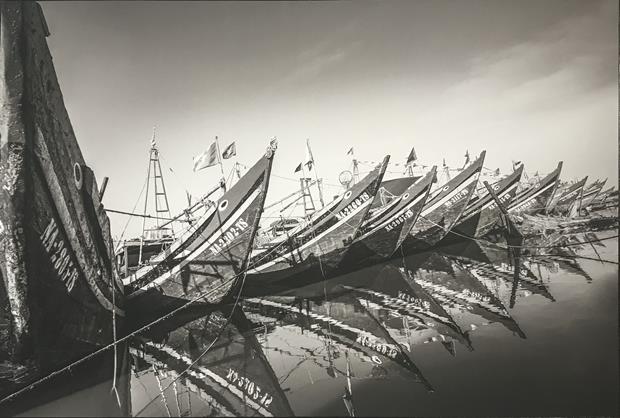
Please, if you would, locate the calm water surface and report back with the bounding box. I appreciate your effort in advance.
[7,229,619,416]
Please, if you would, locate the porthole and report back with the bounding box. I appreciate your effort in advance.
[73,163,83,190]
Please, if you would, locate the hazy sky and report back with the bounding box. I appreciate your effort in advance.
[40,1,618,241]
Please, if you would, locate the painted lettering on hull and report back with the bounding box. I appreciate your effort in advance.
[335,192,370,220]
[40,217,79,292]
[384,209,414,232]
[209,217,250,255]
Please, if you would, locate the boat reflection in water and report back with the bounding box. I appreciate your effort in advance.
[1,231,616,416]
[121,230,616,416]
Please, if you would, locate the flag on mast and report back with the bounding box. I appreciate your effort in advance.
[193,141,219,171]
[222,142,236,159]
[305,139,315,170]
[406,147,417,165]
[346,147,354,156]
[294,162,303,173]
[464,150,470,165]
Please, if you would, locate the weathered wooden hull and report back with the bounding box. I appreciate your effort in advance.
[342,167,436,267]
[402,151,486,251]
[508,162,562,217]
[0,1,123,390]
[123,148,275,312]
[451,165,524,239]
[578,179,607,214]
[247,157,390,288]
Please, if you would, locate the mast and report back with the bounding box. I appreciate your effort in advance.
[306,139,325,208]
[138,128,175,265]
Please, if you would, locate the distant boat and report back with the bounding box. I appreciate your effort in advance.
[546,176,588,216]
[507,162,562,217]
[578,179,607,215]
[402,151,486,251]
[246,157,390,288]
[450,164,524,239]
[0,1,123,396]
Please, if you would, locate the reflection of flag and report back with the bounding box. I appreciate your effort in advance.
[294,163,303,173]
[406,147,417,164]
[193,142,219,171]
[222,142,236,159]
[347,147,354,155]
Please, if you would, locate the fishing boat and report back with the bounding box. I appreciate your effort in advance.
[401,151,486,251]
[578,179,607,215]
[0,1,123,398]
[130,307,294,417]
[341,167,436,266]
[546,176,588,216]
[506,162,562,218]
[122,143,276,313]
[246,157,390,287]
[449,164,524,240]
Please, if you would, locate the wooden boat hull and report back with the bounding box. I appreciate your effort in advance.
[546,177,588,216]
[450,165,524,239]
[508,162,562,217]
[341,167,436,267]
[124,147,275,311]
[402,151,485,251]
[0,1,123,392]
[247,156,390,288]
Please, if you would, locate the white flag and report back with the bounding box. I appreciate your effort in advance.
[193,141,219,171]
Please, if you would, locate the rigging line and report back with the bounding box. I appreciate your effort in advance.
[134,270,250,417]
[529,253,619,265]
[0,262,252,406]
[114,176,148,249]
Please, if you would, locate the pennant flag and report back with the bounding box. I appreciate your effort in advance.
[193,141,219,171]
[222,141,236,159]
[442,158,447,167]
[464,150,470,164]
[494,168,500,176]
[305,139,315,171]
[406,147,417,165]
[294,162,303,173]
[347,147,354,156]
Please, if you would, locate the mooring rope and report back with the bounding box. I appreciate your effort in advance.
[0,266,250,406]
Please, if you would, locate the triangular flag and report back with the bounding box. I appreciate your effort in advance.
[193,141,219,171]
[222,142,236,159]
[347,147,354,156]
[294,163,303,173]
[406,147,417,164]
